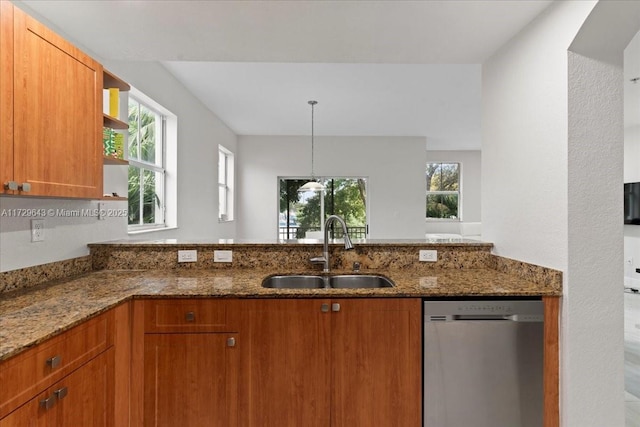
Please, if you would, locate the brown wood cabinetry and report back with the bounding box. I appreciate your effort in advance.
[143,333,239,427]
[239,299,332,427]
[331,298,422,426]
[1,3,103,198]
[0,304,129,427]
[132,299,241,427]
[239,298,422,427]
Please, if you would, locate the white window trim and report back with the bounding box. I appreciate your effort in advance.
[426,162,462,222]
[218,145,235,222]
[127,87,177,234]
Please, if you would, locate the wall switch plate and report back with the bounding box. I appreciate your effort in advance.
[419,249,437,262]
[214,250,233,263]
[178,250,197,262]
[31,219,45,242]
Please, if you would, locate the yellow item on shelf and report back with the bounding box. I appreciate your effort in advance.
[108,87,119,117]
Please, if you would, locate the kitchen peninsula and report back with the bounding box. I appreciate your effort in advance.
[0,240,561,426]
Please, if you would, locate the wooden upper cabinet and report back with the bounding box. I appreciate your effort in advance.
[8,6,103,198]
[0,1,14,194]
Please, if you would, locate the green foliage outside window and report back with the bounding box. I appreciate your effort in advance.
[128,99,161,225]
[426,163,460,219]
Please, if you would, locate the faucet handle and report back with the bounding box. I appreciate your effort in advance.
[310,256,326,264]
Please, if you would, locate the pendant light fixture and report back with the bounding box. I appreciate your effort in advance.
[298,100,325,192]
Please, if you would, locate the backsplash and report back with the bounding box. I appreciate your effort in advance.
[0,241,562,295]
[0,255,92,294]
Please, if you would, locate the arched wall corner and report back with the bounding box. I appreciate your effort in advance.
[563,1,640,425]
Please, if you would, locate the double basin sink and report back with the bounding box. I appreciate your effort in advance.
[262,274,394,289]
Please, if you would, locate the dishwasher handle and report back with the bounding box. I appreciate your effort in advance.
[427,314,544,322]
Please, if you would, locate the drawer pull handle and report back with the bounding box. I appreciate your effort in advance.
[332,303,341,312]
[185,311,196,322]
[40,395,56,410]
[321,303,330,313]
[54,387,68,400]
[227,337,236,347]
[46,355,61,369]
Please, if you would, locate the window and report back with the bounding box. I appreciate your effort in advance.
[426,163,460,220]
[278,177,368,240]
[128,95,166,230]
[218,145,234,221]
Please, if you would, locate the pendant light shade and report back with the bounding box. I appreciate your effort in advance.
[298,100,324,192]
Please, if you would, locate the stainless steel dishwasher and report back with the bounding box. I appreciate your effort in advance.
[423,299,544,427]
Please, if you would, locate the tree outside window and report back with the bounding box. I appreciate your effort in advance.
[426,163,460,220]
[279,178,367,240]
[128,96,165,228]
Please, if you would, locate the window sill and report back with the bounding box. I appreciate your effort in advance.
[128,226,178,235]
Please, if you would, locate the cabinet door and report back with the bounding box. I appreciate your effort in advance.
[0,1,13,193]
[0,350,113,427]
[240,299,331,427]
[331,298,422,427]
[0,392,53,427]
[12,7,103,198]
[56,350,114,427]
[143,333,239,427]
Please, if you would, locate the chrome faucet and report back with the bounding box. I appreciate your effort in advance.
[310,215,354,273]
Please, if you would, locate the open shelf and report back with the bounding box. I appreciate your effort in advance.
[103,156,128,165]
[103,113,128,130]
[103,70,131,91]
[101,196,127,201]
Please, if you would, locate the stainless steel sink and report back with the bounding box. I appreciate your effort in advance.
[261,275,326,289]
[329,275,394,289]
[261,274,394,289]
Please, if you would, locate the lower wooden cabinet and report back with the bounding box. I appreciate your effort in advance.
[143,333,239,427]
[238,299,332,427]
[133,297,422,427]
[0,349,114,427]
[238,298,422,427]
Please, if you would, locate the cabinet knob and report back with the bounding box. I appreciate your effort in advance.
[54,387,68,400]
[332,303,341,312]
[3,181,17,191]
[40,396,56,410]
[185,311,196,322]
[227,337,236,347]
[321,303,330,313]
[18,182,31,192]
[46,355,62,369]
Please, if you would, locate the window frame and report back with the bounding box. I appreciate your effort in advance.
[127,93,167,232]
[426,162,462,221]
[277,176,369,240]
[218,145,235,222]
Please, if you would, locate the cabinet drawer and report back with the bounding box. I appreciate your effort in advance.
[144,299,239,333]
[0,310,114,419]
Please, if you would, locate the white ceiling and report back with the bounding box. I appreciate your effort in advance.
[20,0,554,150]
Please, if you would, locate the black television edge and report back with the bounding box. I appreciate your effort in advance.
[625,182,640,225]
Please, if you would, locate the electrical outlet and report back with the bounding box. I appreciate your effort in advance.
[419,249,437,262]
[178,250,197,262]
[214,250,233,263]
[31,219,45,242]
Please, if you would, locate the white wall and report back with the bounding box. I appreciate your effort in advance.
[625,31,640,288]
[236,135,426,240]
[483,0,636,425]
[425,150,481,235]
[103,61,238,241]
